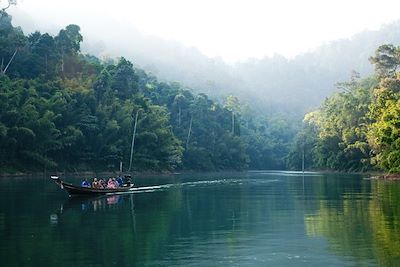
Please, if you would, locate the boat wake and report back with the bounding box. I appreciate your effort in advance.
[113,178,279,195]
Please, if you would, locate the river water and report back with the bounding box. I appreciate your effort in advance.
[0,171,399,266]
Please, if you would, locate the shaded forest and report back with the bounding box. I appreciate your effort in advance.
[3,8,400,174]
[0,11,295,172]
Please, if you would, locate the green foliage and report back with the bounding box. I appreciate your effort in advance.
[2,12,291,172]
[289,74,377,172]
[367,76,400,172]
[369,44,400,77]
[366,44,400,172]
[286,118,318,171]
[294,43,400,173]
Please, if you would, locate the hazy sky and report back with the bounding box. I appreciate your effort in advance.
[7,0,400,62]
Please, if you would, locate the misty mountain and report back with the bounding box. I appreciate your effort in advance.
[85,20,400,114]
[10,11,400,115]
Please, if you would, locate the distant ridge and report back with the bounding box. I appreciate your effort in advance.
[11,10,400,113]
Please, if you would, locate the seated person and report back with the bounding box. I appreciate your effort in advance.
[92,178,102,188]
[99,179,106,188]
[81,179,90,187]
[116,175,124,187]
[124,175,132,186]
[107,178,117,189]
[112,178,119,187]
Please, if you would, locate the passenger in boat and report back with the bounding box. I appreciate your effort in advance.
[116,175,124,187]
[92,178,102,188]
[124,175,132,186]
[113,178,120,187]
[99,179,106,188]
[81,179,90,187]
[107,178,117,188]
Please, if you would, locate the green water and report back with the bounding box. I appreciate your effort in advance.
[1,171,400,266]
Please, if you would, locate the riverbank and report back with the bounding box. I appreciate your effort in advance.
[0,170,173,178]
[0,169,391,180]
[378,173,400,181]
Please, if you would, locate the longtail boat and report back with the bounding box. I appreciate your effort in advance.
[51,175,135,197]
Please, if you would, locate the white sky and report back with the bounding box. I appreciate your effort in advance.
[7,0,400,62]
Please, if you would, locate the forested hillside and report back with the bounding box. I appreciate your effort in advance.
[6,8,400,174]
[12,9,400,115]
[67,18,400,113]
[288,44,400,173]
[0,11,295,172]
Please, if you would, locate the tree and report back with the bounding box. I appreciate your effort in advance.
[369,44,400,77]
[1,0,17,12]
[0,11,25,75]
[224,95,241,135]
[28,32,58,76]
[110,57,138,98]
[55,24,83,74]
[297,75,376,171]
[366,44,400,172]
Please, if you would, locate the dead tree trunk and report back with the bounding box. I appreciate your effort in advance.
[186,115,193,150]
[2,49,17,74]
[128,110,139,172]
[231,111,235,134]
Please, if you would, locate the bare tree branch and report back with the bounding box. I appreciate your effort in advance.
[3,48,17,74]
[1,0,17,12]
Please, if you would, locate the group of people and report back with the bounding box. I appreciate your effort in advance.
[81,175,125,189]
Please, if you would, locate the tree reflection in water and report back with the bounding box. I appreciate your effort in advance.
[303,178,400,266]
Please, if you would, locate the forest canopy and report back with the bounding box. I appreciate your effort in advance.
[3,9,400,174]
[288,44,400,173]
[0,11,294,172]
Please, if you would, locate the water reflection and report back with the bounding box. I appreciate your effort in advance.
[49,214,58,225]
[58,194,124,213]
[3,173,400,266]
[303,178,400,266]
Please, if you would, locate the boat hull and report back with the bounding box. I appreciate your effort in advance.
[52,177,134,196]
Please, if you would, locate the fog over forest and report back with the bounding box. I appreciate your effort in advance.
[4,3,400,173]
[10,9,400,115]
[6,3,400,266]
